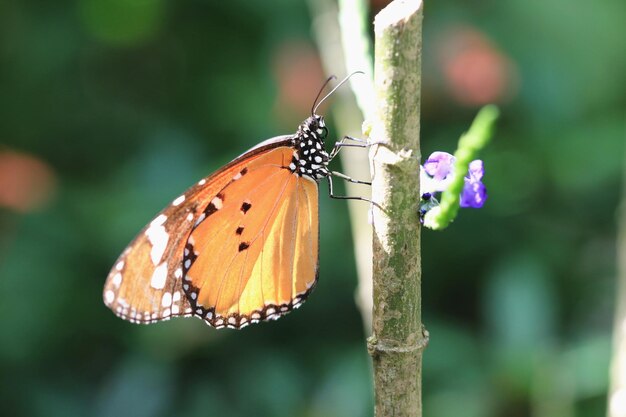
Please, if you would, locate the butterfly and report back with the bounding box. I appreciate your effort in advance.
[103,75,371,329]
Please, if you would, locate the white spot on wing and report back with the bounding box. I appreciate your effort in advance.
[145,215,169,265]
[162,292,172,307]
[115,261,124,271]
[150,263,168,289]
[151,214,167,227]
[172,195,185,206]
[105,290,115,304]
[211,196,223,209]
[198,179,206,185]
[194,213,206,227]
[112,273,122,288]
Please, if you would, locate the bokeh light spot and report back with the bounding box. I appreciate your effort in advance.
[0,150,56,213]
[272,41,325,125]
[437,26,519,106]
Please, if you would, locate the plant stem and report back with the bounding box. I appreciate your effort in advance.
[338,0,375,121]
[608,150,626,417]
[369,1,426,416]
[308,0,376,332]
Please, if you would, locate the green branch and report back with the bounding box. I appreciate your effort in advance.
[423,105,500,230]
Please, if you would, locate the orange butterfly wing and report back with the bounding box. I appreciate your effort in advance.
[182,147,319,328]
[102,138,312,324]
[104,113,331,330]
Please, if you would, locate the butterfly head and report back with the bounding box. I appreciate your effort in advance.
[290,114,330,181]
[300,114,328,139]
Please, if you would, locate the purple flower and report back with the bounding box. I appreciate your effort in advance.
[420,152,487,212]
[460,160,487,208]
[420,152,456,194]
[424,151,456,182]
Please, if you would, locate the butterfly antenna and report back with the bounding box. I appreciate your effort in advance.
[311,75,337,116]
[312,71,365,115]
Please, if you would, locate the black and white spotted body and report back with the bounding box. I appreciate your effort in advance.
[288,115,331,181]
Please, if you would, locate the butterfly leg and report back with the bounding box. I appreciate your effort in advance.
[327,175,384,211]
[330,136,387,160]
[330,136,368,159]
[331,170,371,186]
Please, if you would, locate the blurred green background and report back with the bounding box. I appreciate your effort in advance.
[0,0,623,416]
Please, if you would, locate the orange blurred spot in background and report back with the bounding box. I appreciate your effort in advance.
[272,41,325,125]
[0,150,56,213]
[437,26,519,106]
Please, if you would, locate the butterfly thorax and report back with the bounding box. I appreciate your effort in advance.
[288,115,330,181]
